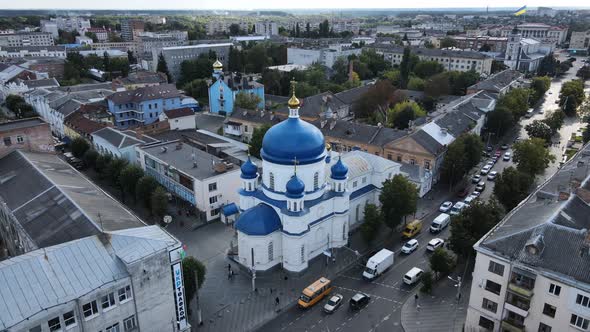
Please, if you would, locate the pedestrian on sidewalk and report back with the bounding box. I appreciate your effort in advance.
[414,293,419,304]
[416,304,421,312]
[275,297,280,306]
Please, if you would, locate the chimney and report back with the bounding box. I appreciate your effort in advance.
[440,128,448,136]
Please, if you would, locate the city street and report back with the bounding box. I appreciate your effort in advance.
[258,212,460,332]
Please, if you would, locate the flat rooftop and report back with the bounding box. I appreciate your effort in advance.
[0,117,46,132]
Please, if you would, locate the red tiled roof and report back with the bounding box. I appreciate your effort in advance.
[164,107,194,119]
[65,112,107,136]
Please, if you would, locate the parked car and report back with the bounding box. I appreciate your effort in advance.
[323,294,344,314]
[471,191,481,198]
[525,109,534,118]
[486,146,493,152]
[426,238,445,252]
[486,161,495,167]
[401,239,419,254]
[403,267,424,285]
[492,156,499,163]
[480,165,492,175]
[503,152,511,161]
[457,187,469,198]
[495,150,502,158]
[476,181,486,192]
[450,202,467,215]
[472,174,482,183]
[501,144,509,150]
[487,171,498,181]
[464,195,477,206]
[349,293,370,310]
[439,201,453,213]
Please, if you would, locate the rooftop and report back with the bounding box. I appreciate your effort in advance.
[140,140,239,180]
[107,84,181,104]
[0,151,146,249]
[370,44,491,60]
[92,127,154,149]
[467,69,523,93]
[0,117,46,132]
[478,144,590,285]
[0,225,178,330]
[164,107,195,119]
[161,42,232,51]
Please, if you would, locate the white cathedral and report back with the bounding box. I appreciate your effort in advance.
[235,88,401,273]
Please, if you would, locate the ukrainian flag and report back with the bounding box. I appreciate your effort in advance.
[514,5,527,16]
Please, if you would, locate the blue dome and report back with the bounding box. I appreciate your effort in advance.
[261,117,326,165]
[235,203,282,236]
[285,174,305,198]
[331,157,348,180]
[240,157,258,179]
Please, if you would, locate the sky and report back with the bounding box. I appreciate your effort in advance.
[4,0,588,10]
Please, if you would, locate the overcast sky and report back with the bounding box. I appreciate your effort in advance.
[5,0,588,10]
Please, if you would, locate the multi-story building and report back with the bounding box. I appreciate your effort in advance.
[24,58,66,79]
[0,32,54,47]
[112,70,168,90]
[138,37,188,58]
[121,19,145,42]
[208,61,265,115]
[0,45,67,58]
[136,140,241,221]
[570,31,590,53]
[452,36,509,52]
[206,21,249,35]
[287,45,362,69]
[330,20,361,34]
[92,127,157,163]
[153,43,231,82]
[0,118,53,157]
[85,27,109,42]
[24,83,114,139]
[370,44,493,75]
[40,16,91,37]
[106,84,182,129]
[254,21,278,37]
[91,41,138,54]
[467,69,524,95]
[465,142,590,332]
[138,30,188,41]
[500,23,568,45]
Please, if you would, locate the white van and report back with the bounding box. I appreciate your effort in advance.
[430,213,451,233]
[362,249,395,280]
[403,267,424,285]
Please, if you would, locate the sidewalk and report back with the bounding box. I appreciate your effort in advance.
[400,276,471,332]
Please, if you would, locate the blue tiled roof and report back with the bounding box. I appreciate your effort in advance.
[221,203,239,216]
[330,157,348,180]
[240,157,258,179]
[235,203,282,236]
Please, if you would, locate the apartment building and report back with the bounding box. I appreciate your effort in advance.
[500,23,568,45]
[85,27,109,42]
[40,16,91,37]
[254,21,279,36]
[206,21,249,35]
[287,45,362,69]
[136,140,241,221]
[0,32,54,47]
[153,43,231,82]
[121,19,145,42]
[452,36,509,52]
[0,118,53,157]
[465,143,590,332]
[0,45,67,58]
[369,44,493,75]
[570,31,590,53]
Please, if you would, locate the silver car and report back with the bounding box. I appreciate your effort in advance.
[323,294,344,314]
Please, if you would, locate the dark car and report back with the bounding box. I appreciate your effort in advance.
[457,187,469,198]
[349,293,370,310]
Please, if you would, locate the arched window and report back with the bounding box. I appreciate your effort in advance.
[314,172,319,190]
[268,241,273,262]
[342,223,346,240]
[300,245,305,264]
[269,172,275,190]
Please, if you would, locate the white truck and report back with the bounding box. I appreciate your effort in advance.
[362,249,395,280]
[429,213,451,233]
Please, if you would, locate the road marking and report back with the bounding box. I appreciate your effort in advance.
[310,324,315,329]
[318,319,322,324]
[334,286,403,304]
[335,328,340,331]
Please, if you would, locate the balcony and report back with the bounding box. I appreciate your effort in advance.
[505,291,531,313]
[501,318,525,332]
[508,270,535,298]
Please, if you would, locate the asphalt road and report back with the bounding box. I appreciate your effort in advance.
[258,211,455,332]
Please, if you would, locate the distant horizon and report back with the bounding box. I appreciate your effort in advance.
[3,0,590,11]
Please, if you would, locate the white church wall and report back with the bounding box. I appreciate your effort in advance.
[261,158,327,201]
[237,231,282,271]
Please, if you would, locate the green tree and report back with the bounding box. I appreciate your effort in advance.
[407,76,425,91]
[151,187,168,219]
[496,88,531,118]
[424,73,451,98]
[379,175,418,230]
[485,107,514,136]
[387,101,426,129]
[105,158,128,187]
[413,61,444,79]
[136,176,159,209]
[228,23,242,36]
[429,248,455,279]
[462,134,484,170]
[157,53,172,83]
[94,154,112,176]
[245,44,272,73]
[358,48,389,77]
[577,66,590,81]
[513,138,555,176]
[399,47,412,89]
[5,94,25,111]
[182,256,207,314]
[440,37,458,48]
[249,124,271,159]
[234,91,262,110]
[70,137,90,158]
[525,120,553,143]
[493,167,533,211]
[542,110,565,133]
[119,164,144,203]
[183,79,209,101]
[382,69,402,87]
[179,53,215,85]
[441,138,466,186]
[420,271,433,294]
[360,203,382,245]
[82,149,99,168]
[449,200,504,258]
[559,80,586,116]
[530,76,551,102]
[352,79,395,121]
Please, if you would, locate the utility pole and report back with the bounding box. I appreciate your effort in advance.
[251,247,256,292]
[194,270,203,326]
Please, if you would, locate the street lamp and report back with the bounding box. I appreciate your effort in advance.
[447,275,462,303]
